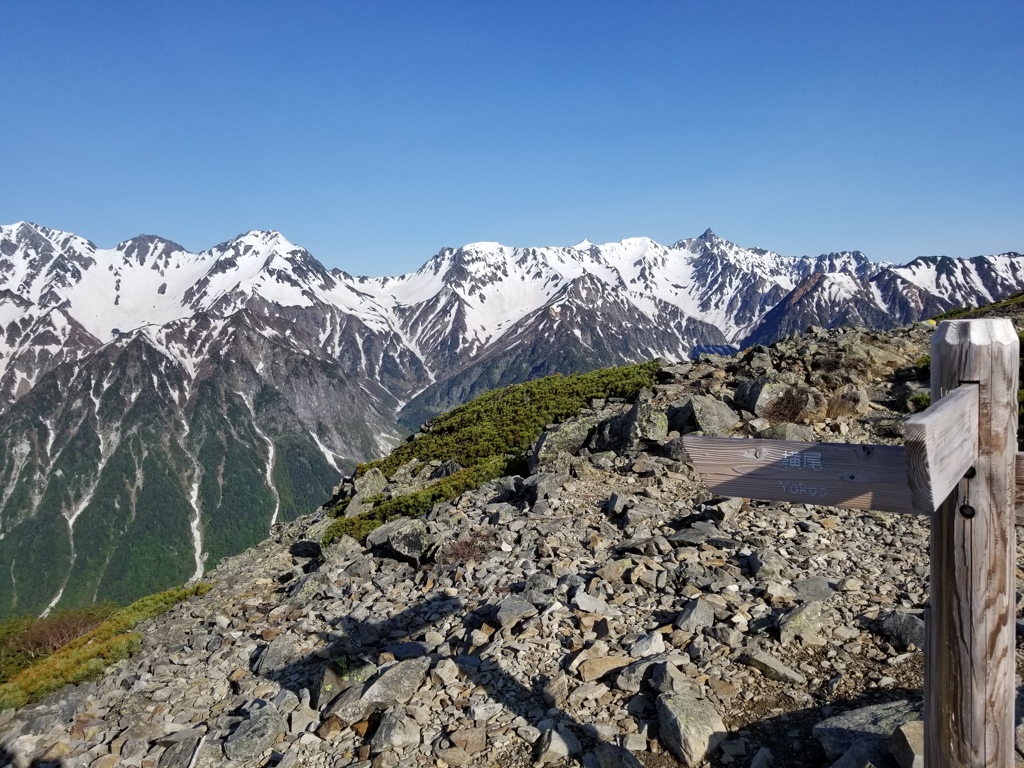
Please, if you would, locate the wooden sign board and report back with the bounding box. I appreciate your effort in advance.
[682,436,917,515]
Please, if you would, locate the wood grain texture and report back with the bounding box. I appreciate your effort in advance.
[925,319,1018,767]
[904,384,979,512]
[682,436,916,514]
[1015,452,1024,525]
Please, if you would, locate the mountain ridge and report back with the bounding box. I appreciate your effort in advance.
[1,220,1023,618]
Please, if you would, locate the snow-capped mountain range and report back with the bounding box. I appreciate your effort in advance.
[0,220,1021,618]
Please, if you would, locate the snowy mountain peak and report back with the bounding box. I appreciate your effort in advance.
[2,221,1023,620]
[1,221,1023,411]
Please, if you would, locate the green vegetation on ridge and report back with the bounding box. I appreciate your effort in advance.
[323,360,661,544]
[931,291,1024,322]
[362,360,661,477]
[0,582,210,711]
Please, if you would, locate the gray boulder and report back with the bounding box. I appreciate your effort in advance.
[157,730,203,768]
[880,610,925,649]
[365,517,436,566]
[255,634,296,675]
[524,472,570,501]
[535,724,582,764]
[656,693,726,766]
[676,395,740,436]
[496,595,539,629]
[778,601,829,646]
[674,598,716,635]
[327,656,431,724]
[749,550,789,581]
[344,467,388,518]
[322,533,365,566]
[829,738,899,768]
[530,416,600,470]
[589,412,633,453]
[627,400,669,444]
[371,707,421,752]
[757,422,816,441]
[594,743,645,768]
[223,703,287,761]
[735,377,790,417]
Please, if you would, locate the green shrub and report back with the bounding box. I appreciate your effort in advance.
[0,582,209,710]
[358,361,660,480]
[0,604,117,683]
[323,457,507,544]
[909,392,931,410]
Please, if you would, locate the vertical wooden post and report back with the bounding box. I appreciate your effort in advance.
[926,319,1018,766]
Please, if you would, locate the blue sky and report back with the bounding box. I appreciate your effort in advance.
[1,2,1021,275]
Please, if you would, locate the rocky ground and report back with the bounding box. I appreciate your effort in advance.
[2,322,1023,768]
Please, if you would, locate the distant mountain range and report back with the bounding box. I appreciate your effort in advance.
[0,220,1021,618]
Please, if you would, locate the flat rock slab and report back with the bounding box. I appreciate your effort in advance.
[573,591,621,616]
[450,725,487,755]
[496,595,538,628]
[578,656,632,682]
[746,651,807,685]
[674,598,715,634]
[794,576,835,603]
[813,699,920,760]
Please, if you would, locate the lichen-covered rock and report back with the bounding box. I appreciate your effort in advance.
[828,383,871,417]
[315,654,378,709]
[735,377,790,417]
[343,467,389,517]
[626,400,669,444]
[529,416,601,470]
[758,422,816,441]
[778,600,829,646]
[223,703,286,761]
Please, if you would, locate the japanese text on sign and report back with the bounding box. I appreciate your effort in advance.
[782,451,823,471]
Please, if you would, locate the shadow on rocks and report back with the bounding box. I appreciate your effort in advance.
[731,687,925,768]
[0,744,65,768]
[254,584,655,765]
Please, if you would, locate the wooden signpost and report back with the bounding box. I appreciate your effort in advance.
[682,318,1019,768]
